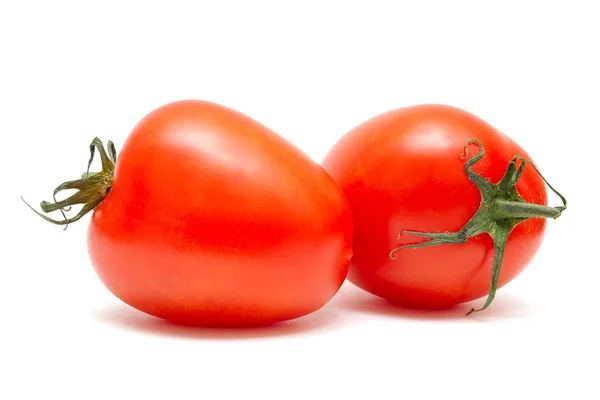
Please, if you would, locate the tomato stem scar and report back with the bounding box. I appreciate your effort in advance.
[22,138,117,229]
[388,138,567,315]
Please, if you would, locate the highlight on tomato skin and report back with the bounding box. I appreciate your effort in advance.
[322,104,566,314]
[24,100,354,327]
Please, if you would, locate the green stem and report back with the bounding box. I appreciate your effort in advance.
[389,139,567,315]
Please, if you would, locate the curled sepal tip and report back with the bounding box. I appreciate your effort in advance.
[22,138,117,229]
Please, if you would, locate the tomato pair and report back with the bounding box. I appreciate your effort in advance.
[25,101,566,326]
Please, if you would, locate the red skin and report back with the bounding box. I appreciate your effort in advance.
[323,104,547,308]
[87,100,353,326]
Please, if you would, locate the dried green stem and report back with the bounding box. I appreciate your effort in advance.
[22,138,117,229]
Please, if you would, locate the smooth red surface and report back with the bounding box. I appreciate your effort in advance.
[322,104,547,308]
[87,100,353,326]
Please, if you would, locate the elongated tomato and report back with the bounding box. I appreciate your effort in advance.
[27,100,353,326]
[322,104,565,313]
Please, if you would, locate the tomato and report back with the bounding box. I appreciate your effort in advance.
[322,104,565,312]
[27,100,353,326]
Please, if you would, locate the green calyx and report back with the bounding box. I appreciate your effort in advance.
[389,139,567,315]
[22,138,117,229]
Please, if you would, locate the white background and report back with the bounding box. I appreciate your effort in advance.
[1,1,598,399]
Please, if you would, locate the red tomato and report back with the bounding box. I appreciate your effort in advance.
[322,104,565,312]
[28,100,353,326]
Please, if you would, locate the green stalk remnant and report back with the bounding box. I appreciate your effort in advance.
[389,139,567,315]
[22,138,117,229]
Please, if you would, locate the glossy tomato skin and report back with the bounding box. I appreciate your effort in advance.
[322,105,547,309]
[87,100,353,326]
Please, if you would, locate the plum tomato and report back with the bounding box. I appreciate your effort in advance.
[322,104,566,313]
[26,100,353,326]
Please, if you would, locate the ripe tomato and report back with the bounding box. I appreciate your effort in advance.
[28,100,353,326]
[322,104,565,312]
